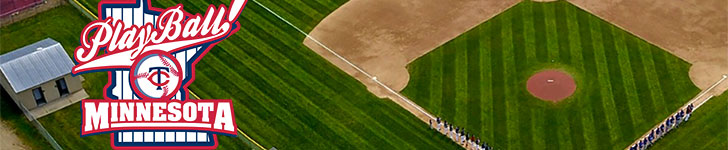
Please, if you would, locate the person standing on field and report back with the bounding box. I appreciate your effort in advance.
[429,119,433,129]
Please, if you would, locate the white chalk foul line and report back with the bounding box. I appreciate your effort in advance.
[626,74,727,149]
[250,0,435,120]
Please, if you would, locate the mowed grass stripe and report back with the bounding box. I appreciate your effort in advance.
[280,0,328,19]
[530,107,547,149]
[467,29,483,134]
[489,15,507,147]
[575,8,614,149]
[211,49,380,149]
[229,12,443,148]
[454,37,469,124]
[400,1,701,149]
[185,0,458,148]
[598,20,635,143]
[441,43,457,120]
[203,54,349,148]
[565,5,596,149]
[663,53,690,102]
[253,0,316,31]
[214,44,386,148]
[429,48,445,114]
[549,3,575,148]
[566,106,586,149]
[270,0,342,30]
[403,54,431,106]
[511,4,527,75]
[223,8,375,148]
[533,3,548,63]
[652,94,727,149]
[556,109,575,150]
[625,37,658,128]
[479,23,495,141]
[280,0,330,23]
[190,70,291,146]
[588,15,623,145]
[522,2,538,65]
[226,22,449,149]
[510,6,533,150]
[650,45,679,109]
[322,0,348,10]
[636,40,669,116]
[666,54,698,101]
[543,2,560,62]
[191,74,283,144]
[500,12,522,149]
[198,57,330,147]
[651,46,697,109]
[611,26,645,133]
[565,4,584,71]
[554,1,571,63]
[302,0,338,15]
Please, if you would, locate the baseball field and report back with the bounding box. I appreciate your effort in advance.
[401,1,706,149]
[1,0,459,149]
[1,0,725,149]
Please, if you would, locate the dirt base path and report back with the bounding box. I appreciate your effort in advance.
[0,121,30,150]
[567,0,728,95]
[304,0,520,98]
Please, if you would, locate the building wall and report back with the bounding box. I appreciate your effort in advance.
[0,71,22,107]
[1,73,83,109]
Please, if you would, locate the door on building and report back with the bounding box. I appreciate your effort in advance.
[56,78,69,96]
[33,88,46,106]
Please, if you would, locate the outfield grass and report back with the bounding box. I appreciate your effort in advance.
[157,0,458,148]
[0,5,107,150]
[651,94,727,149]
[401,1,703,149]
[3,0,461,149]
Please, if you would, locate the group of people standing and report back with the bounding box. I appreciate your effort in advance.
[630,104,694,150]
[430,117,493,150]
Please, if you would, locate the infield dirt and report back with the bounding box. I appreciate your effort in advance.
[305,0,727,99]
[568,0,728,96]
[303,0,520,98]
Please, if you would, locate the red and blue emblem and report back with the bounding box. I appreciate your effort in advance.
[72,0,247,149]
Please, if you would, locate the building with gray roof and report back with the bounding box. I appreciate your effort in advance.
[0,38,87,119]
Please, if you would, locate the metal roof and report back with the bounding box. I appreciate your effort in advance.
[0,38,75,93]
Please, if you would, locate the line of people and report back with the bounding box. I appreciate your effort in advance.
[430,117,493,150]
[630,104,694,150]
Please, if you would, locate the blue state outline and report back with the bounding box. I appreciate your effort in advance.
[74,0,242,147]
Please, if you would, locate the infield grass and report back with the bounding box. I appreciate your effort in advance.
[2,0,460,149]
[402,1,703,149]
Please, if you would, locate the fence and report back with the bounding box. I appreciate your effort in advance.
[16,101,63,150]
[1,0,43,17]
[0,0,63,27]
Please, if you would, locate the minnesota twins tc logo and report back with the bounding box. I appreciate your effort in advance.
[72,0,247,149]
[131,52,182,100]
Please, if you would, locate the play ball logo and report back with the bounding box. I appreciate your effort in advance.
[72,0,247,149]
[130,52,182,99]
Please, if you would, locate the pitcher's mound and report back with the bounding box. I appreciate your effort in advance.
[527,70,576,102]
